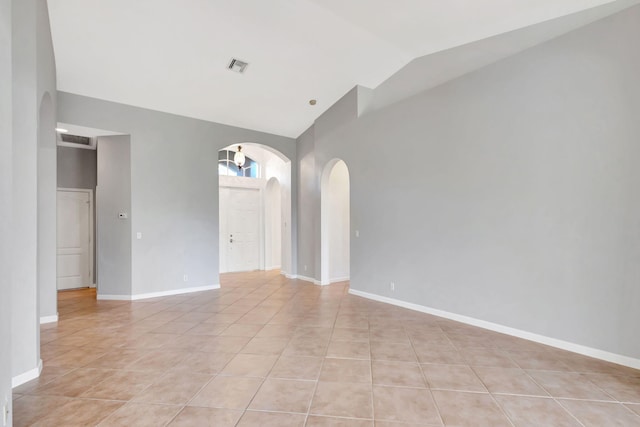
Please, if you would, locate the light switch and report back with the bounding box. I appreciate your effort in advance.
[136,232,142,239]
[355,230,360,237]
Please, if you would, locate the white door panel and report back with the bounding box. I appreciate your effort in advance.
[57,190,91,290]
[220,187,260,273]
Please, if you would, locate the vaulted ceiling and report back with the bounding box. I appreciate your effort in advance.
[48,0,621,137]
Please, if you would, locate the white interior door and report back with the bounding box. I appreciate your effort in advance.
[57,190,91,290]
[221,187,260,272]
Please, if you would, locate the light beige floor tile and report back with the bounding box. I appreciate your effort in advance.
[249,378,316,413]
[422,363,487,392]
[240,336,290,355]
[310,382,373,419]
[473,366,548,396]
[12,395,73,427]
[269,355,323,380]
[372,361,427,388]
[170,351,235,375]
[372,385,441,424]
[132,371,212,404]
[80,370,157,400]
[558,400,640,427]
[320,358,372,383]
[370,341,417,362]
[585,373,640,403]
[168,407,242,427]
[236,410,306,427]
[220,353,278,377]
[331,327,371,342]
[327,340,371,359]
[188,375,263,409]
[431,390,511,427]
[527,370,615,400]
[32,399,124,427]
[98,402,181,427]
[306,415,374,426]
[218,323,263,337]
[494,395,581,427]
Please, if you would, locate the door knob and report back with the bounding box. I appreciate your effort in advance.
[230,238,233,243]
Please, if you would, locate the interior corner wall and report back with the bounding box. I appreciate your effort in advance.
[96,136,132,297]
[58,92,297,297]
[303,5,640,360]
[11,0,56,384]
[36,0,57,322]
[296,125,318,279]
[1,0,13,418]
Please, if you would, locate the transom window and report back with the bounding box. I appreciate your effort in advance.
[218,150,259,178]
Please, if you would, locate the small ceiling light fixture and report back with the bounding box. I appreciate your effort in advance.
[228,58,249,74]
[234,145,246,168]
[309,99,317,106]
[55,127,69,133]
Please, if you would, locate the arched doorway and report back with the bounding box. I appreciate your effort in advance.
[218,143,292,276]
[320,159,350,286]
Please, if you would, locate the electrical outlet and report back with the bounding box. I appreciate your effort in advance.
[2,396,8,427]
[390,282,395,291]
[183,274,188,282]
[355,230,360,237]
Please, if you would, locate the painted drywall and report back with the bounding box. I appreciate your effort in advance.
[0,0,13,418]
[96,136,132,297]
[296,126,317,278]
[58,92,297,296]
[36,0,57,321]
[327,161,350,281]
[57,145,97,284]
[300,5,640,360]
[11,0,57,383]
[265,178,282,270]
[57,146,97,189]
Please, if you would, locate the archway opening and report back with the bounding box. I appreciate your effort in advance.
[321,159,350,286]
[218,143,292,276]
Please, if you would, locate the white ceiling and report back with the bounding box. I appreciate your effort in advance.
[48,0,617,138]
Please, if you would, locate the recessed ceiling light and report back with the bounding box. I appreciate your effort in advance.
[55,128,69,133]
[309,99,317,106]
[228,58,249,74]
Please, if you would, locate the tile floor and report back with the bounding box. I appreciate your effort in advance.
[12,270,640,426]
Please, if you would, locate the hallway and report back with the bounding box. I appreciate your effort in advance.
[12,271,640,426]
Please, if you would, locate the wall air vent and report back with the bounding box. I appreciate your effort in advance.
[61,134,92,145]
[228,58,249,74]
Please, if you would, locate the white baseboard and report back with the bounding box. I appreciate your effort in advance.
[265,265,281,271]
[326,276,350,285]
[283,272,296,279]
[97,284,220,301]
[348,289,640,370]
[90,283,96,288]
[296,275,322,285]
[12,359,42,388]
[40,314,58,324]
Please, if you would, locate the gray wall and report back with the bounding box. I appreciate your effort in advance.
[57,146,97,189]
[36,0,57,322]
[11,0,57,381]
[1,0,13,420]
[58,93,297,296]
[97,136,132,297]
[300,6,640,360]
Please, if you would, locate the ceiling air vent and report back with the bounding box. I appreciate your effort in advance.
[228,58,249,74]
[61,134,92,145]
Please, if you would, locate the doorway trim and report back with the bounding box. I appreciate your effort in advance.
[57,187,95,289]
